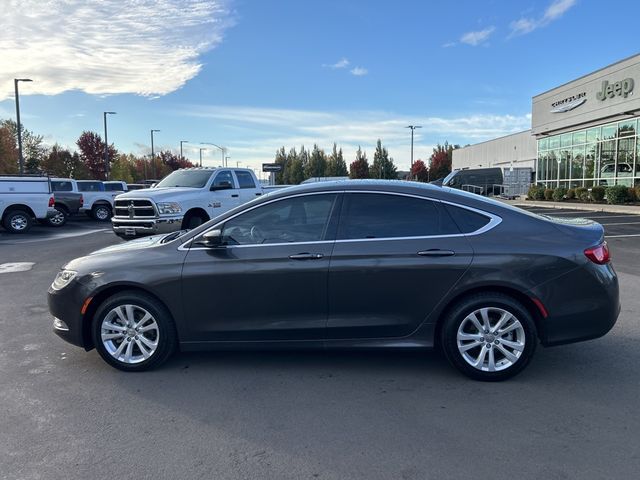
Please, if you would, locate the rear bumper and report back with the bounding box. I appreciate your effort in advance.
[111,215,184,237]
[534,263,620,346]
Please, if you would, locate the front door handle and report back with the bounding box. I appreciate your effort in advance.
[289,253,324,260]
[417,249,455,257]
[231,194,239,198]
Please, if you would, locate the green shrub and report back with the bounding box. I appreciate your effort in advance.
[526,185,540,200]
[575,187,589,202]
[627,187,637,202]
[544,188,554,200]
[591,186,606,202]
[605,185,628,204]
[552,187,566,202]
[533,186,545,200]
[566,188,576,200]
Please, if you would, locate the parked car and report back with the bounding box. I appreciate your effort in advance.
[111,167,264,239]
[1,175,55,233]
[600,162,633,186]
[103,180,128,193]
[47,179,84,227]
[49,180,619,380]
[52,178,118,221]
[442,168,503,195]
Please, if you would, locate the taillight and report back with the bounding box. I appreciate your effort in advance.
[584,242,610,265]
[48,196,55,208]
[80,195,84,207]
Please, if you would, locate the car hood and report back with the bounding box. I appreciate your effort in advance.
[90,235,167,255]
[115,187,199,202]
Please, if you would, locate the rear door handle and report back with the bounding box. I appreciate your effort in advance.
[289,253,324,260]
[417,249,455,257]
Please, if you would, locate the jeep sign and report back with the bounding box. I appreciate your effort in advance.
[596,78,634,101]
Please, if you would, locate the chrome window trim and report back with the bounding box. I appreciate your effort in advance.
[178,189,502,251]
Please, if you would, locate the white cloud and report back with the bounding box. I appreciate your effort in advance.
[442,41,457,48]
[0,0,234,101]
[460,26,496,46]
[350,67,368,76]
[323,58,350,69]
[176,105,531,171]
[510,0,576,36]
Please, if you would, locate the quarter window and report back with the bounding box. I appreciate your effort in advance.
[221,194,337,245]
[337,193,459,240]
[235,171,256,189]
[52,181,73,192]
[444,204,491,233]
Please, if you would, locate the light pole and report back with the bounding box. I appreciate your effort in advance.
[199,148,207,167]
[201,142,226,166]
[103,112,116,180]
[180,140,189,160]
[14,78,33,174]
[406,125,422,178]
[150,129,160,178]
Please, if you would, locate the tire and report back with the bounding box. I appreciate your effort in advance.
[440,293,537,381]
[92,291,178,372]
[2,209,33,234]
[45,206,68,227]
[183,213,206,230]
[92,204,112,221]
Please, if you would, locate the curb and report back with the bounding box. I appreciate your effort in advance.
[511,201,640,215]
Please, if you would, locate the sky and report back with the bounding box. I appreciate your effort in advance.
[1,0,640,178]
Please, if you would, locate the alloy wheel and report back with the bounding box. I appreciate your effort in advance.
[95,207,110,220]
[50,210,66,225]
[101,304,159,364]
[10,214,28,231]
[456,307,525,372]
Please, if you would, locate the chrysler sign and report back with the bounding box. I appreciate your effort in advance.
[550,92,587,113]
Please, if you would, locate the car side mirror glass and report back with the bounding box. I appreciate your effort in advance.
[199,229,224,248]
[210,181,232,191]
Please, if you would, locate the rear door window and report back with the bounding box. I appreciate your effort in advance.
[235,171,256,189]
[337,193,459,240]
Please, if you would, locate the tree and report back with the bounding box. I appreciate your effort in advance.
[158,150,195,171]
[274,147,288,184]
[298,146,310,180]
[369,139,397,179]
[109,155,135,183]
[349,146,370,179]
[282,147,298,184]
[0,124,18,174]
[429,142,459,181]
[1,119,47,167]
[410,159,429,182]
[326,143,348,177]
[76,131,117,180]
[305,144,327,179]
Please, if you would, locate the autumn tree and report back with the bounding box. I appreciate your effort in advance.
[76,131,117,180]
[349,146,369,179]
[429,142,459,180]
[326,143,348,177]
[410,159,429,182]
[1,119,47,173]
[158,150,195,171]
[369,139,397,180]
[0,124,19,174]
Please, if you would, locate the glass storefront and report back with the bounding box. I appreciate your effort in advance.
[537,117,639,187]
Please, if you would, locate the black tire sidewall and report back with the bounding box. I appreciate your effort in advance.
[92,205,112,221]
[92,291,177,371]
[3,210,32,234]
[441,294,537,381]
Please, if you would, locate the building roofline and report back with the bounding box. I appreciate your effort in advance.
[533,52,640,99]
[454,129,532,151]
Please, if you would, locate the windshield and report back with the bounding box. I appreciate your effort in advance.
[155,170,214,188]
[442,171,458,185]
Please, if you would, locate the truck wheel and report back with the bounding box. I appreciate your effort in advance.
[92,204,112,221]
[183,213,207,229]
[45,206,68,227]
[3,209,33,234]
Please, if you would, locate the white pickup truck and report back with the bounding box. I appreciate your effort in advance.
[111,167,266,238]
[0,176,56,233]
[52,178,118,221]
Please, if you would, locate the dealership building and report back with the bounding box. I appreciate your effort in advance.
[453,54,640,188]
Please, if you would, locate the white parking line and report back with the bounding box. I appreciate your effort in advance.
[606,234,640,238]
[0,262,35,273]
[0,228,108,244]
[601,222,640,226]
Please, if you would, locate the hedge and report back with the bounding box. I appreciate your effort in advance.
[575,187,590,202]
[591,186,606,202]
[552,187,567,202]
[605,185,628,204]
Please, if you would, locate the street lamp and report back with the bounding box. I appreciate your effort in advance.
[198,148,207,167]
[103,112,116,180]
[406,125,422,177]
[14,78,33,175]
[180,140,189,160]
[201,142,226,166]
[150,129,160,178]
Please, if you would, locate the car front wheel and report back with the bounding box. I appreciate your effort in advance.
[441,293,537,381]
[92,291,177,371]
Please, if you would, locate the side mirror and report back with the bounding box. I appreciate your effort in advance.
[210,181,232,191]
[199,229,224,248]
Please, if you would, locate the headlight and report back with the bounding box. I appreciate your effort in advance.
[51,270,77,291]
[156,202,182,215]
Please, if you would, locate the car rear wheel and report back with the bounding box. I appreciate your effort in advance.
[92,204,112,221]
[45,206,68,227]
[441,293,537,381]
[3,209,33,233]
[92,291,177,371]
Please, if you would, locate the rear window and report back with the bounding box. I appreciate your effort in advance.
[52,181,73,192]
[444,204,491,233]
[104,182,125,191]
[77,181,104,192]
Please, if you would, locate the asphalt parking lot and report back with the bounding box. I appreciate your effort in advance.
[1,209,639,480]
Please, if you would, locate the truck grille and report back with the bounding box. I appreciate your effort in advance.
[114,199,156,218]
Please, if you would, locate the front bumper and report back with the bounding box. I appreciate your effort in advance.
[48,280,92,349]
[111,215,184,237]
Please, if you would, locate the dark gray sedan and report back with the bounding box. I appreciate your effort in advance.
[48,180,619,380]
